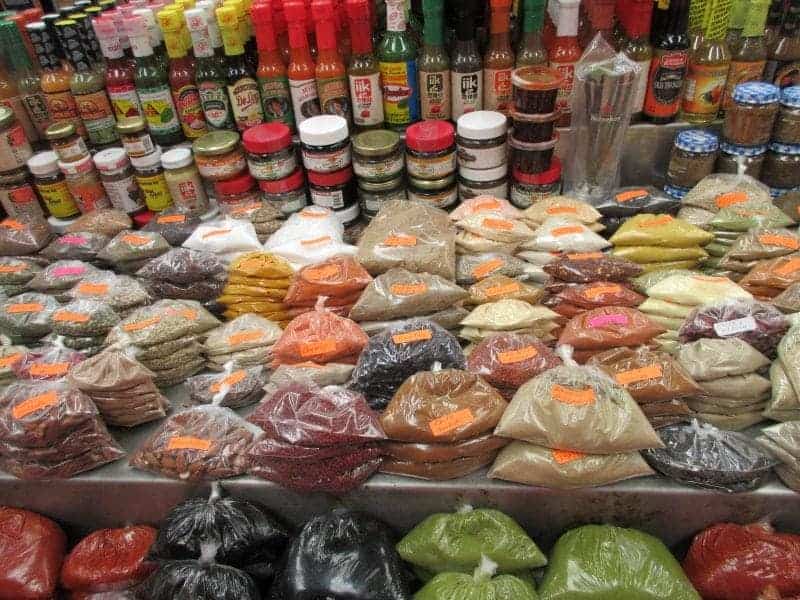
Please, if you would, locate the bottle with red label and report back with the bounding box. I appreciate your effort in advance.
[312,0,353,126]
[346,0,384,130]
[92,16,143,122]
[484,0,514,114]
[251,0,295,131]
[549,0,581,126]
[620,0,654,121]
[285,0,321,128]
[643,0,689,123]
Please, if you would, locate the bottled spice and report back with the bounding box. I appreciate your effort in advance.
[417,0,450,121]
[0,107,34,174]
[510,109,559,143]
[666,129,719,188]
[643,0,689,123]
[511,65,563,114]
[258,168,308,215]
[311,0,353,126]
[517,0,548,68]
[509,134,558,175]
[377,0,420,130]
[345,0,385,131]
[307,166,357,211]
[549,0,582,126]
[484,0,515,114]
[284,0,322,129]
[0,170,45,223]
[620,0,655,120]
[762,142,800,189]
[721,0,770,112]
[59,155,111,214]
[510,159,562,208]
[405,120,457,180]
[358,175,406,217]
[722,82,780,146]
[352,129,404,182]
[451,0,483,120]
[92,17,143,121]
[131,148,174,212]
[764,0,800,86]
[242,123,298,181]
[299,115,352,173]
[407,172,458,209]
[716,142,767,178]
[214,172,261,212]
[192,130,247,181]
[456,110,508,170]
[27,151,79,219]
[161,147,210,215]
[45,122,88,164]
[93,147,145,215]
[458,164,509,200]
[251,1,295,131]
[773,86,800,144]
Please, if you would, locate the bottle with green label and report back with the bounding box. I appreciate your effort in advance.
[378,0,419,131]
[418,0,450,120]
[128,14,184,145]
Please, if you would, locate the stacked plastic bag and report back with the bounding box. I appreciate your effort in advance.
[50,299,120,357]
[67,270,151,318]
[0,339,26,386]
[137,248,227,304]
[265,206,356,269]
[143,208,202,246]
[594,186,681,235]
[248,383,385,492]
[456,251,531,286]
[707,227,799,280]
[284,255,372,318]
[226,201,284,243]
[217,251,293,324]
[183,217,262,265]
[0,292,60,344]
[186,366,268,409]
[380,365,509,480]
[765,325,800,422]
[262,361,354,397]
[66,208,132,238]
[202,314,282,371]
[460,299,559,345]
[678,173,772,228]
[0,218,52,257]
[453,200,532,256]
[545,279,645,321]
[756,421,800,491]
[520,195,604,231]
[26,260,99,301]
[740,254,800,300]
[466,274,543,306]
[41,231,110,264]
[11,342,85,381]
[0,256,40,297]
[98,230,171,274]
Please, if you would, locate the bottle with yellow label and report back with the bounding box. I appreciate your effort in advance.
[722,0,770,112]
[28,151,80,219]
[131,148,174,212]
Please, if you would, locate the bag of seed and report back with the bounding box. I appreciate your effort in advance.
[772,283,800,313]
[357,199,457,280]
[263,364,354,398]
[594,186,681,218]
[544,253,642,283]
[67,272,151,313]
[467,334,561,395]
[523,217,610,253]
[40,232,110,262]
[609,214,714,248]
[467,275,543,305]
[136,248,226,285]
[106,300,218,348]
[0,293,59,340]
[0,257,39,288]
[455,230,520,255]
[725,228,800,261]
[682,173,771,212]
[66,208,132,238]
[13,344,85,381]
[98,230,171,266]
[284,255,372,307]
[27,260,100,294]
[183,218,263,264]
[0,218,52,256]
[143,209,201,246]
[0,341,27,385]
[186,366,268,408]
[558,307,666,351]
[450,196,523,221]
[456,253,529,285]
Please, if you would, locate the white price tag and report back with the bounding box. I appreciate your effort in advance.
[713,316,757,337]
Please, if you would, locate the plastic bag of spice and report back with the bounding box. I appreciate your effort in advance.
[230,250,294,280]
[682,173,771,212]
[143,209,201,246]
[741,256,800,293]
[284,255,371,307]
[61,526,157,595]
[28,260,99,294]
[594,186,681,218]
[544,252,642,283]
[0,218,52,256]
[265,206,344,249]
[647,274,753,306]
[357,199,457,280]
[269,234,357,270]
[456,231,520,255]
[40,232,110,263]
[456,212,536,244]
[98,230,171,267]
[557,307,666,351]
[383,433,509,464]
[724,228,800,261]
[265,363,354,391]
[467,275,543,305]
[461,300,558,332]
[186,367,267,409]
[414,559,539,600]
[204,314,282,356]
[538,524,701,600]
[772,283,800,313]
[467,334,561,393]
[67,272,151,313]
[270,509,414,600]
[0,257,39,288]
[683,522,800,600]
[523,217,610,252]
[612,245,708,263]
[609,214,714,248]
[555,282,644,309]
[0,506,66,600]
[449,196,523,221]
[350,320,466,410]
[766,360,800,421]
[136,248,226,286]
[105,302,215,348]
[380,455,499,481]
[66,209,132,238]
[632,268,698,294]
[456,253,528,285]
[521,195,602,225]
[0,293,59,341]
[712,205,795,232]
[183,218,263,264]
[677,338,770,381]
[13,344,85,381]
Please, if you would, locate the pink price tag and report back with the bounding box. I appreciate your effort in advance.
[59,235,87,245]
[588,313,629,327]
[52,266,85,278]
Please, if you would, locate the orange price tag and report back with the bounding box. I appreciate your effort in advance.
[123,316,162,332]
[615,364,663,386]
[299,339,338,357]
[551,384,596,406]
[77,282,109,295]
[546,205,578,215]
[53,311,90,323]
[305,264,341,281]
[392,329,432,345]
[498,346,539,364]
[300,208,328,218]
[0,353,21,368]
[567,252,603,260]
[167,436,212,452]
[157,214,187,224]
[552,449,586,464]
[29,362,69,377]
[383,234,417,247]
[231,203,262,214]
[429,408,475,437]
[552,225,584,236]
[6,303,43,314]
[582,284,622,300]
[472,258,505,279]
[1,219,24,230]
[775,258,800,276]
[202,228,231,239]
[615,189,648,203]
[638,215,673,228]
[716,191,748,208]
[483,218,514,231]
[474,199,501,211]
[210,370,247,393]
[485,282,522,297]
[228,330,264,345]
[759,234,800,250]
[390,282,428,296]
[121,233,152,246]
[0,263,26,273]
[301,235,332,247]
[13,390,58,419]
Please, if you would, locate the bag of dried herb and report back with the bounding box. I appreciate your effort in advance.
[65,208,132,238]
[350,319,466,410]
[0,219,52,257]
[27,260,100,297]
[143,209,201,246]
[467,275,543,305]
[682,173,771,213]
[97,230,171,273]
[12,343,85,381]
[521,195,602,227]
[284,255,372,308]
[456,253,530,286]
[522,217,610,253]
[67,271,151,314]
[40,232,110,263]
[0,341,27,386]
[203,314,283,370]
[0,293,60,342]
[187,366,268,408]
[0,258,40,295]
[226,201,285,243]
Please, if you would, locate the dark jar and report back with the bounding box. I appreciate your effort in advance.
[242,122,298,181]
[511,66,564,114]
[259,168,308,216]
[762,142,800,189]
[774,86,800,145]
[716,142,767,179]
[509,133,558,175]
[510,158,562,209]
[666,129,719,188]
[722,82,780,146]
[509,109,559,143]
[307,166,357,212]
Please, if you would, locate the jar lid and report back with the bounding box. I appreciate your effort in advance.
[359,175,403,192]
[130,147,163,169]
[732,81,780,105]
[508,131,559,151]
[27,151,60,177]
[298,115,349,147]
[193,130,240,156]
[258,168,305,194]
[459,163,508,182]
[457,110,508,140]
[116,116,147,134]
[307,166,354,187]
[48,215,78,233]
[93,147,130,171]
[674,129,719,153]
[352,129,401,156]
[161,146,193,170]
[58,154,94,175]
[242,122,293,154]
[511,65,564,92]
[769,141,800,155]
[408,172,456,191]
[771,186,800,198]
[720,142,767,156]
[406,120,455,153]
[214,171,256,195]
[664,184,690,199]
[513,156,562,185]
[0,106,14,129]
[781,86,800,108]
[46,121,76,140]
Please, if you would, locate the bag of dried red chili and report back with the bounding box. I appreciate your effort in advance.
[60,526,157,595]
[558,307,666,351]
[0,506,66,600]
[543,252,643,283]
[284,255,372,308]
[684,522,800,600]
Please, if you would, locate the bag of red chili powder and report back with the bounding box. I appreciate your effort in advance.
[558,307,666,351]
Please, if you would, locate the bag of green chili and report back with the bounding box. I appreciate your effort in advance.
[414,556,539,600]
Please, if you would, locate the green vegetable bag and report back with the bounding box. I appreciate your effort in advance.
[538,525,700,600]
[415,556,539,600]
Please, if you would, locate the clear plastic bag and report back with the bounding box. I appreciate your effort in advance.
[456,212,535,244]
[773,282,800,313]
[284,255,372,307]
[415,560,539,600]
[521,195,602,225]
[183,217,263,264]
[467,333,561,393]
[740,256,800,295]
[137,247,226,285]
[0,218,52,256]
[66,209,132,238]
[523,217,610,252]
[461,300,557,331]
[67,272,151,312]
[138,556,260,600]
[646,273,752,306]
[264,205,343,250]
[186,366,268,408]
[40,232,110,262]
[677,338,770,381]
[0,293,60,340]
[711,205,794,231]
[13,344,85,381]
[456,253,528,285]
[456,230,519,255]
[383,433,509,464]
[270,235,357,270]
[449,196,523,221]
[632,268,697,294]
[594,186,681,218]
[266,362,353,390]
[143,209,201,246]
[204,314,282,356]
[544,253,642,283]
[609,214,714,248]
[558,307,666,351]
[106,300,219,349]
[0,257,39,286]
[612,245,708,262]
[725,228,800,261]
[682,173,772,212]
[554,282,644,309]
[467,275,543,305]
[27,260,99,293]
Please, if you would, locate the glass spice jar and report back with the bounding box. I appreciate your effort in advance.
[456,110,508,170]
[93,147,145,215]
[59,155,111,214]
[242,122,297,181]
[774,86,800,145]
[27,151,80,219]
[458,164,509,200]
[352,129,404,182]
[358,175,406,218]
[214,172,261,213]
[192,130,247,181]
[510,159,562,208]
[665,129,719,189]
[299,115,352,173]
[723,82,780,146]
[405,120,457,180]
[716,142,767,179]
[45,121,88,164]
[258,168,308,216]
[762,142,800,190]
[407,172,458,209]
[0,169,45,223]
[131,148,174,212]
[307,166,357,212]
[116,116,157,159]
[0,107,34,175]
[161,147,209,215]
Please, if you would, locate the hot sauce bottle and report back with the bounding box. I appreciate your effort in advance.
[0,20,48,141]
[418,0,450,120]
[346,0,384,130]
[285,0,321,128]
[451,0,483,120]
[484,0,514,114]
[516,0,548,67]
[643,0,689,123]
[312,0,353,125]
[93,16,142,121]
[378,0,420,130]
[549,0,581,126]
[251,0,295,130]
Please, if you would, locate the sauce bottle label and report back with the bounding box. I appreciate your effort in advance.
[138,85,181,136]
[228,77,265,131]
[198,81,234,130]
[36,180,80,218]
[766,60,800,89]
[419,69,451,120]
[643,50,688,119]
[379,60,420,126]
[75,90,118,145]
[20,93,50,136]
[0,123,30,172]
[258,77,295,128]
[1,97,39,143]
[349,72,384,126]
[483,67,512,114]
[136,173,173,211]
[317,76,352,123]
[69,180,111,213]
[107,82,142,119]
[174,84,208,139]
[722,60,767,110]
[550,61,576,119]
[289,78,321,126]
[451,70,482,119]
[681,63,728,115]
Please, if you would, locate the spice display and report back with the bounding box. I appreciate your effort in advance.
[93,148,144,215]
[666,129,719,188]
[27,151,79,219]
[299,115,352,173]
[406,120,457,180]
[774,85,800,144]
[723,82,780,145]
[45,122,87,164]
[193,130,247,181]
[116,116,156,159]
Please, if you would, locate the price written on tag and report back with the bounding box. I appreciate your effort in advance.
[713,316,757,337]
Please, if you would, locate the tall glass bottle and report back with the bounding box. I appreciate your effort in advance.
[93,16,142,121]
[0,21,49,141]
[251,0,294,130]
[621,0,654,121]
[284,0,321,128]
[688,0,708,54]
[550,0,581,126]
[643,0,689,123]
[725,0,748,54]
[584,0,616,47]
[451,0,482,120]
[312,0,352,124]
[346,0,384,130]
[764,0,800,87]
[185,6,235,130]
[378,0,420,130]
[133,8,169,72]
[417,0,450,120]
[765,0,786,52]
[516,0,548,67]
[484,0,514,114]
[722,0,770,110]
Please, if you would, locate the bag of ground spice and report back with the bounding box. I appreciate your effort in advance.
[523,217,610,253]
[772,283,800,313]
[143,209,201,246]
[98,230,171,267]
[632,268,698,294]
[712,205,795,232]
[27,260,99,295]
[265,206,343,248]
[138,552,260,600]
[544,253,642,283]
[183,218,263,264]
[265,363,354,392]
[677,205,715,228]
[382,433,508,465]
[682,173,771,212]
[284,256,371,307]
[269,233,357,270]
[595,186,681,218]
[0,218,52,256]
[609,214,714,248]
[186,366,268,408]
[724,228,800,261]
[357,199,457,280]
[555,282,644,309]
[647,274,753,306]
[0,292,59,340]
[539,524,701,600]
[677,338,770,381]
[456,212,536,244]
[461,299,557,332]
[66,208,132,238]
[350,268,468,322]
[768,359,800,421]
[456,253,528,285]
[450,196,523,221]
[741,255,800,293]
[456,231,520,255]
[40,232,110,262]
[350,319,466,410]
[467,334,561,394]
[467,275,543,305]
[414,559,539,600]
[204,314,282,355]
[557,307,665,351]
[13,344,85,381]
[612,245,708,263]
[521,195,602,226]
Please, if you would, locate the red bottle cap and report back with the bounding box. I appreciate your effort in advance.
[406,120,456,153]
[259,168,305,193]
[312,0,337,51]
[132,210,155,227]
[346,0,372,54]
[215,173,257,196]
[242,123,293,153]
[513,157,562,185]
[307,166,353,186]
